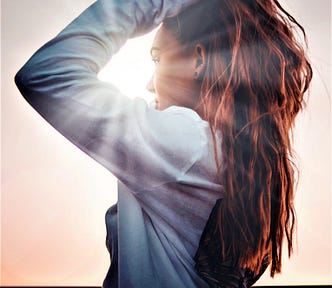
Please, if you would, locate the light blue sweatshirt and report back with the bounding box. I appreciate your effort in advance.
[15,0,227,287]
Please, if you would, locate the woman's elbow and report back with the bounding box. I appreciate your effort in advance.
[15,64,35,100]
[15,59,51,104]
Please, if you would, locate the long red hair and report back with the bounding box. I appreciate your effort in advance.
[164,0,312,279]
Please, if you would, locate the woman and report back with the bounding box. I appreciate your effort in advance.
[15,0,312,287]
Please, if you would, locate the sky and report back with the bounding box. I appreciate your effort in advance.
[1,0,331,286]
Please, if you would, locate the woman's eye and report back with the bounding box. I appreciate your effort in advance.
[152,56,160,65]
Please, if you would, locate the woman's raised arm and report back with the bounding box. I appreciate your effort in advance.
[15,0,202,192]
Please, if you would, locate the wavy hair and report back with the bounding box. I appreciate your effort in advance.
[164,0,312,281]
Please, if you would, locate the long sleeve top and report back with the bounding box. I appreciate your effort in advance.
[15,0,224,287]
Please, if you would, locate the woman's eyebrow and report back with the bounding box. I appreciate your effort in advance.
[150,47,161,55]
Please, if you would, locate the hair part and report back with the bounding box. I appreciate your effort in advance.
[164,0,312,279]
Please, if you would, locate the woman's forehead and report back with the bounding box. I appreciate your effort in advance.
[151,26,181,53]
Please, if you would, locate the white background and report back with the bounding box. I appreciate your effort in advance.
[1,0,331,285]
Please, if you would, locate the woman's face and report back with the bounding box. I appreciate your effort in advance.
[147,26,201,111]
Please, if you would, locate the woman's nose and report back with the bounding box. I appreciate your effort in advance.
[146,74,155,93]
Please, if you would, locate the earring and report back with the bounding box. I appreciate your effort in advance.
[194,71,198,79]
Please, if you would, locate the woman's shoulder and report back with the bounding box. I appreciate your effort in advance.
[145,104,212,159]
[163,105,203,122]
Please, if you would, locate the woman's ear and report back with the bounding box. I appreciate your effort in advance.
[193,43,206,80]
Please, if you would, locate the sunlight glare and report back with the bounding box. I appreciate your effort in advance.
[98,29,158,105]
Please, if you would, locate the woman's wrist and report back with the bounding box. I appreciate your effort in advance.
[106,0,201,38]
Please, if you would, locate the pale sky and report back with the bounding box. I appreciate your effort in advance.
[1,0,331,286]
